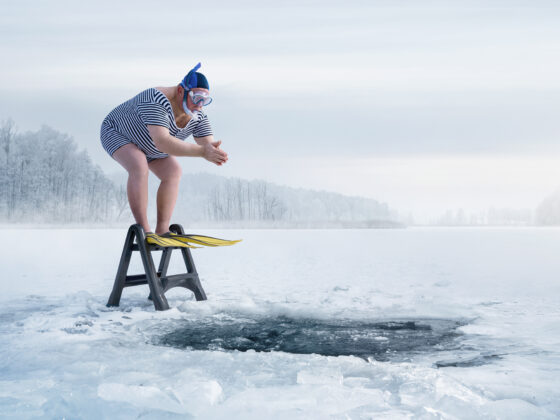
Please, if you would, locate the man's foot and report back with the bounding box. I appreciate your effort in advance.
[145,232,194,248]
[158,232,203,248]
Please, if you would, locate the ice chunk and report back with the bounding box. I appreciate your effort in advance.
[482,398,557,419]
[98,383,188,414]
[296,367,343,385]
[97,378,223,416]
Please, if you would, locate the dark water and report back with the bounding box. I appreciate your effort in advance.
[155,315,483,363]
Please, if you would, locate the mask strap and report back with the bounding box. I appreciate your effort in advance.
[180,62,202,117]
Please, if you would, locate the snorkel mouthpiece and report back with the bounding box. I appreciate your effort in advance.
[182,95,195,117]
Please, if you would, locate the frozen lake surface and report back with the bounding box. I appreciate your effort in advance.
[0,227,559,419]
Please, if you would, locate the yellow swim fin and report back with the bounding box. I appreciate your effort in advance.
[169,233,242,247]
[145,233,198,248]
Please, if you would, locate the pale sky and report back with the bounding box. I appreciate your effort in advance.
[1,0,559,221]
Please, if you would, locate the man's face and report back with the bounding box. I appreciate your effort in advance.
[187,87,210,112]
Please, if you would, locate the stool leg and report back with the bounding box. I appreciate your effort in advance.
[135,225,169,311]
[181,247,207,301]
[158,247,173,277]
[107,225,136,307]
[170,223,207,301]
[148,247,172,301]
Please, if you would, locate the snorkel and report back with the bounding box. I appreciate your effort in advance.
[180,62,203,118]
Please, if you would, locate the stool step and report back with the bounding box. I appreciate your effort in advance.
[124,272,199,287]
[123,275,148,287]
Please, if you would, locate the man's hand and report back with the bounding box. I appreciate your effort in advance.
[203,140,228,165]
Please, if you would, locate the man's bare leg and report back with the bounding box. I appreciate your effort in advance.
[148,156,182,235]
[112,144,151,233]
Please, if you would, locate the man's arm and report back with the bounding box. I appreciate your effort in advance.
[147,125,227,165]
[193,135,214,146]
[147,125,203,157]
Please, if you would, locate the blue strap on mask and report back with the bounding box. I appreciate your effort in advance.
[180,62,202,117]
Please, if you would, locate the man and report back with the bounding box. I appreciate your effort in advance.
[100,63,227,246]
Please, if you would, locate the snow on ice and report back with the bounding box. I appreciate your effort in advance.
[0,227,559,419]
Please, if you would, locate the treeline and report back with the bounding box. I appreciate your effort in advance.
[206,179,286,222]
[536,189,560,225]
[431,196,560,226]
[0,120,125,223]
[167,174,397,226]
[433,208,534,226]
[0,119,399,227]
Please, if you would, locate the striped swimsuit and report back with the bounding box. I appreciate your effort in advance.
[100,88,213,162]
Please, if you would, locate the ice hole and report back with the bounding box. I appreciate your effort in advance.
[155,316,469,361]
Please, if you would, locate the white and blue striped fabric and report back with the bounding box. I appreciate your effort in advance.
[100,88,213,161]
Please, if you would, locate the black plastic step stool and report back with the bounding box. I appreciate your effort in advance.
[107,223,207,311]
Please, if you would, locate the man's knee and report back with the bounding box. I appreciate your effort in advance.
[114,144,149,178]
[168,161,182,181]
[156,159,182,182]
[128,161,149,178]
